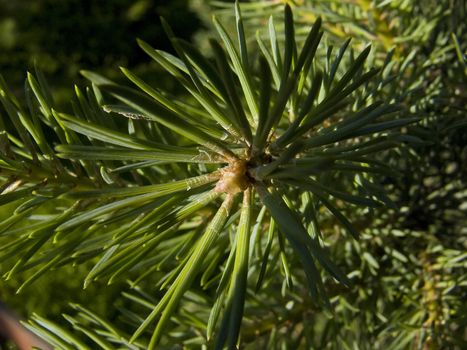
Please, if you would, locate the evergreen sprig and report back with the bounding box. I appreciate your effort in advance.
[0,3,426,349]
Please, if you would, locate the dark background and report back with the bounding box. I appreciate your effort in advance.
[0,0,205,106]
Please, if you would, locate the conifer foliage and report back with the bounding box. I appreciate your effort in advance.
[0,1,465,349]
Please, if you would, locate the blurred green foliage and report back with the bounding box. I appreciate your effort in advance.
[0,0,203,106]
